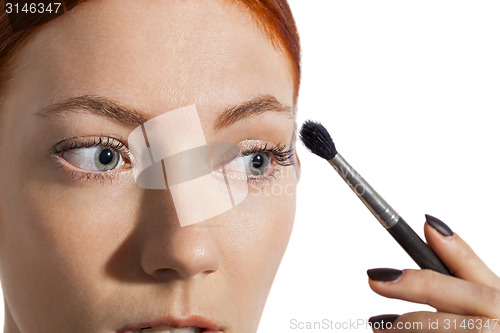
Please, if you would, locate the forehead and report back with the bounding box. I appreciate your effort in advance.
[9,0,294,118]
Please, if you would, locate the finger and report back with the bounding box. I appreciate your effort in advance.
[424,214,500,289]
[367,268,500,318]
[369,311,500,333]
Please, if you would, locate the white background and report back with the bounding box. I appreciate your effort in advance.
[260,1,500,332]
[2,1,500,332]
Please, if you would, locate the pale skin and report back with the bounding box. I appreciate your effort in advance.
[0,0,298,332]
[0,1,497,333]
[369,222,500,332]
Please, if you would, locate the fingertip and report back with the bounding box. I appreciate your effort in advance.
[369,314,399,331]
[367,268,407,296]
[425,214,454,237]
[424,219,498,285]
[424,220,444,245]
[367,268,404,282]
[424,215,457,253]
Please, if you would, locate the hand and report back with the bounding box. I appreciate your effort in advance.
[367,214,500,332]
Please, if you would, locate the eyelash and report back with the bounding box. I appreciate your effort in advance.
[53,136,132,184]
[53,137,295,184]
[53,136,130,155]
[240,142,295,185]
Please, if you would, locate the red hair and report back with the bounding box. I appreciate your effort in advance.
[0,0,300,102]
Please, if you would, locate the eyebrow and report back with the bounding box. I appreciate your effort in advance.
[35,95,148,124]
[213,95,292,130]
[35,94,292,130]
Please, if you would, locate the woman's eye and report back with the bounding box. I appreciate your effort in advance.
[62,146,124,172]
[243,152,271,175]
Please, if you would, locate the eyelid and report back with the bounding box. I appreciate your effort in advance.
[221,140,295,185]
[52,136,133,182]
[238,140,295,167]
[53,136,130,155]
[52,137,294,186]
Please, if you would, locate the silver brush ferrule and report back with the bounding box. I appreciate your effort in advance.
[329,154,400,229]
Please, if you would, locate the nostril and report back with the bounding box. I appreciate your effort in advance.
[151,268,183,281]
[140,228,221,280]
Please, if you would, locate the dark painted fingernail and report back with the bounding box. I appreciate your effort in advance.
[425,214,453,236]
[369,314,399,329]
[367,268,403,282]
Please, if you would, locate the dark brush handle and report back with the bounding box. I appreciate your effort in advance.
[387,217,453,276]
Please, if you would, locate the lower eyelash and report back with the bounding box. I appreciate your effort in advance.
[246,168,281,187]
[52,155,124,185]
[70,170,119,184]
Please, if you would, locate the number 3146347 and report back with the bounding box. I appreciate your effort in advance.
[5,2,62,14]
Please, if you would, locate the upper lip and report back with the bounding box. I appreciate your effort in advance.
[117,315,223,332]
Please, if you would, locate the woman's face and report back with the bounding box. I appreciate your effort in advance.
[0,0,298,332]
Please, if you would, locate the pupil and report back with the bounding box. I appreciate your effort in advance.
[252,154,264,169]
[99,149,114,165]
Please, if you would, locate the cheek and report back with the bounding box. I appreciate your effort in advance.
[219,168,297,297]
[24,181,138,280]
[0,170,140,328]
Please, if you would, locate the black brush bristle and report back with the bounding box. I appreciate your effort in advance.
[299,120,338,160]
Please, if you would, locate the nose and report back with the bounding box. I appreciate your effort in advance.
[139,192,221,279]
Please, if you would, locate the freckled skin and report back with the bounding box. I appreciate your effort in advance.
[0,1,298,332]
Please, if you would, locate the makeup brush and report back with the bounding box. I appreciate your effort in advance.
[300,120,452,276]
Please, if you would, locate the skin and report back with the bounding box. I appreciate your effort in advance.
[0,1,497,332]
[369,222,500,332]
[0,0,298,332]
